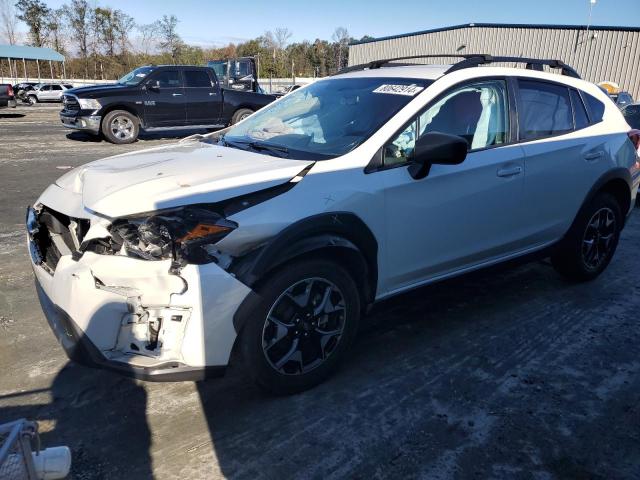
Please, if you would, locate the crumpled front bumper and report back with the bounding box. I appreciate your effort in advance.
[59,111,101,134]
[28,199,252,381]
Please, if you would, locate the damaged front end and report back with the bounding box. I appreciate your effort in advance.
[26,202,251,381]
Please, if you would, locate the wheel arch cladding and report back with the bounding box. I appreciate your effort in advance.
[229,212,378,334]
[599,177,631,219]
[583,168,632,219]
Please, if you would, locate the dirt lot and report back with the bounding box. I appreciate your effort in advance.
[1,104,640,480]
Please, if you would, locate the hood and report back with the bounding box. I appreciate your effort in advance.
[55,142,313,218]
[67,83,129,97]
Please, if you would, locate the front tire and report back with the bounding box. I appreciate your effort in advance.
[240,259,361,395]
[231,108,253,125]
[102,110,139,144]
[28,95,37,105]
[551,192,622,281]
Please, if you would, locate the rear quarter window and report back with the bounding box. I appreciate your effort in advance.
[570,89,589,130]
[583,92,606,124]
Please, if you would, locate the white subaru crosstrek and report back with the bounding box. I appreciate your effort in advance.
[27,55,640,394]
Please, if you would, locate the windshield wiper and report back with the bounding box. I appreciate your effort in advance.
[222,138,289,158]
[247,141,289,157]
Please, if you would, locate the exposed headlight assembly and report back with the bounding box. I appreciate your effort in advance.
[109,207,237,265]
[78,98,102,110]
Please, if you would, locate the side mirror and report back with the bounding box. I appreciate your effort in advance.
[147,80,160,92]
[408,132,468,180]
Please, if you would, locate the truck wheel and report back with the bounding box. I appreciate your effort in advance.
[102,110,139,144]
[231,108,253,125]
[28,95,37,105]
[240,259,361,395]
[551,192,622,282]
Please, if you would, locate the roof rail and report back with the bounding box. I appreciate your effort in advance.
[336,54,581,79]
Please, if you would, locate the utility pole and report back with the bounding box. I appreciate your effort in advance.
[586,0,596,40]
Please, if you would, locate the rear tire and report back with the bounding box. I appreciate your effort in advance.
[231,108,253,125]
[102,110,139,144]
[240,259,361,395]
[551,192,622,282]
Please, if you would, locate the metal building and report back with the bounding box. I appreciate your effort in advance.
[348,23,640,98]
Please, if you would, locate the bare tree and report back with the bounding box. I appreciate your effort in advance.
[155,14,183,62]
[64,0,91,77]
[14,0,51,47]
[0,0,18,44]
[114,10,134,56]
[46,7,66,53]
[332,27,350,70]
[137,22,158,56]
[274,27,292,50]
[93,7,116,56]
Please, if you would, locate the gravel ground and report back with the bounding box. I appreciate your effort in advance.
[1,105,639,480]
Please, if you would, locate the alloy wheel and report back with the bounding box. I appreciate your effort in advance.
[110,115,135,140]
[582,207,617,270]
[262,277,346,375]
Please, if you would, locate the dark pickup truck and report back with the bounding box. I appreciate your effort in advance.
[0,84,17,110]
[60,64,276,144]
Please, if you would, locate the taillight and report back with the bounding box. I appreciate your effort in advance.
[629,129,640,151]
[7,84,13,97]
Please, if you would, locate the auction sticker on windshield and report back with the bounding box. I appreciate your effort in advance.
[373,84,424,96]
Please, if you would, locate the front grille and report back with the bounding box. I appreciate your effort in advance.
[31,207,90,271]
[62,94,80,111]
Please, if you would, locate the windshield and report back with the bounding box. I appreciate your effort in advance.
[117,66,156,86]
[221,77,432,160]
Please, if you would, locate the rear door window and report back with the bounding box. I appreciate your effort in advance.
[152,70,182,88]
[517,80,573,140]
[184,70,213,88]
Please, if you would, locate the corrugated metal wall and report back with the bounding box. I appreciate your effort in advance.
[349,26,640,98]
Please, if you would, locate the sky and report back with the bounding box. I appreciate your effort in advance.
[41,0,640,48]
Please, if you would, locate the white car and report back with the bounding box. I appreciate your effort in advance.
[27,83,73,104]
[27,55,640,394]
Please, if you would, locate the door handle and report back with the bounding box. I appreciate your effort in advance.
[584,151,604,161]
[172,93,183,97]
[209,92,217,96]
[496,166,523,177]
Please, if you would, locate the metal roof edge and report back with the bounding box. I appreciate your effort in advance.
[0,44,65,61]
[349,22,640,46]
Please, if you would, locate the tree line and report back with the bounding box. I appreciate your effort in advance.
[0,0,372,80]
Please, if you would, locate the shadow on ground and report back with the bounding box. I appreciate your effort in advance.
[2,253,640,478]
[65,128,213,143]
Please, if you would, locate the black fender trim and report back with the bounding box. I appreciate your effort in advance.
[229,212,378,333]
[578,167,632,222]
[557,168,633,247]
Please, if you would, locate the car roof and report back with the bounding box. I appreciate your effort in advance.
[334,64,451,81]
[332,64,597,91]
